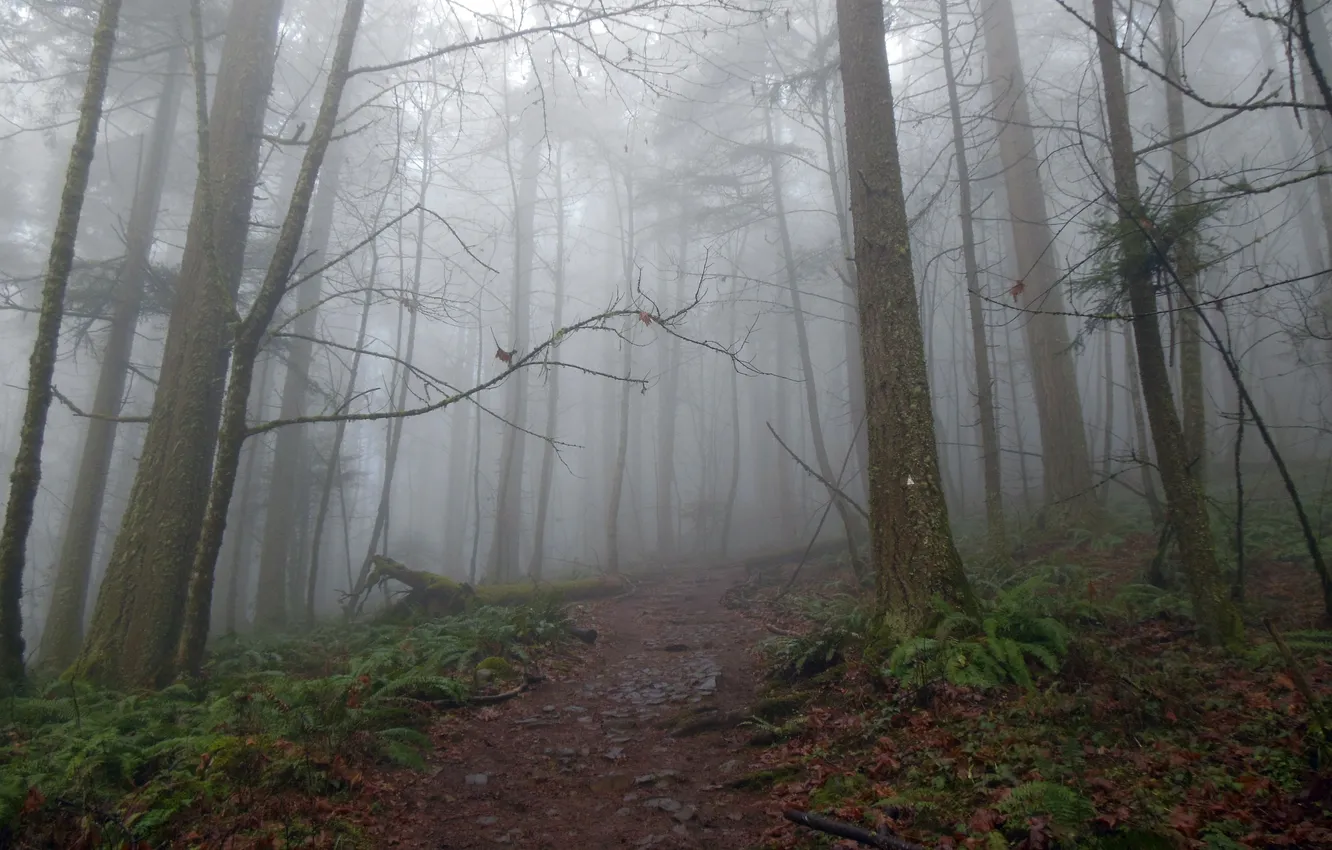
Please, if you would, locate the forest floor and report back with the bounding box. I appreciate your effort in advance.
[368,562,782,849]
[9,524,1332,848]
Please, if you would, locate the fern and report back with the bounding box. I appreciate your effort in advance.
[2,596,582,843]
[885,578,1070,691]
[997,781,1095,834]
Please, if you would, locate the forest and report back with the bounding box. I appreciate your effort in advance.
[2,0,1332,846]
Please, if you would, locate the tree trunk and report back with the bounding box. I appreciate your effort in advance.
[177,0,364,676]
[1159,0,1206,487]
[719,256,744,559]
[528,143,567,581]
[1124,323,1165,523]
[306,251,374,623]
[1099,329,1115,506]
[224,354,272,634]
[0,0,127,682]
[607,169,637,576]
[1092,0,1242,647]
[767,105,866,569]
[357,116,433,594]
[37,46,184,672]
[488,102,540,583]
[253,142,346,630]
[653,222,684,560]
[77,0,284,689]
[939,0,1006,554]
[837,0,978,634]
[979,0,1097,524]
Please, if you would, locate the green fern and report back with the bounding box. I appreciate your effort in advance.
[997,781,1095,834]
[885,578,1070,691]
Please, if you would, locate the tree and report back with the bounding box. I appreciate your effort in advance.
[1090,0,1242,647]
[0,0,127,683]
[37,41,185,673]
[836,0,977,633]
[77,0,286,688]
[938,0,1006,555]
[979,0,1098,524]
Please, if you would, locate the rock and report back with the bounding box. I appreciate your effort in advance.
[644,797,683,813]
[604,747,625,760]
[616,807,632,817]
[477,816,498,826]
[543,704,556,713]
[672,824,689,836]
[465,773,488,786]
[673,806,696,823]
[477,668,494,683]
[718,759,738,774]
[565,705,587,713]
[634,770,681,785]
[662,643,689,652]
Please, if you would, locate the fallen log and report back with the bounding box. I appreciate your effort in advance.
[362,555,624,621]
[782,810,923,850]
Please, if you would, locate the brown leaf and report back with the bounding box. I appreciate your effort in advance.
[968,807,1002,833]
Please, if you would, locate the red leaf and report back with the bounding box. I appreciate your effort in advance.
[1009,279,1025,301]
[639,311,653,325]
[22,787,44,814]
[495,347,513,363]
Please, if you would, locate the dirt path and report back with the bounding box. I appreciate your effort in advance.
[380,564,779,849]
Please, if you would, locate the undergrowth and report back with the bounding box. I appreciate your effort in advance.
[754,538,1332,849]
[0,596,574,846]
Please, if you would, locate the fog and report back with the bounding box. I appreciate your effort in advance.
[0,0,1329,674]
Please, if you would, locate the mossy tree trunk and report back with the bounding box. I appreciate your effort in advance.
[177,0,365,676]
[836,0,979,633]
[939,0,1006,556]
[1091,0,1242,647]
[76,0,286,688]
[980,0,1098,525]
[37,44,184,673]
[0,0,126,684]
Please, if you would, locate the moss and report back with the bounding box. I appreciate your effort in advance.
[474,576,623,606]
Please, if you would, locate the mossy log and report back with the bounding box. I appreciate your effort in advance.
[366,556,624,620]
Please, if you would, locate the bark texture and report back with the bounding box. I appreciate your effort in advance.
[178,0,364,676]
[836,0,977,633]
[0,0,126,683]
[77,0,285,688]
[37,46,184,672]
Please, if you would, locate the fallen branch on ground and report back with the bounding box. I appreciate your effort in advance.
[783,810,923,850]
[465,674,546,706]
